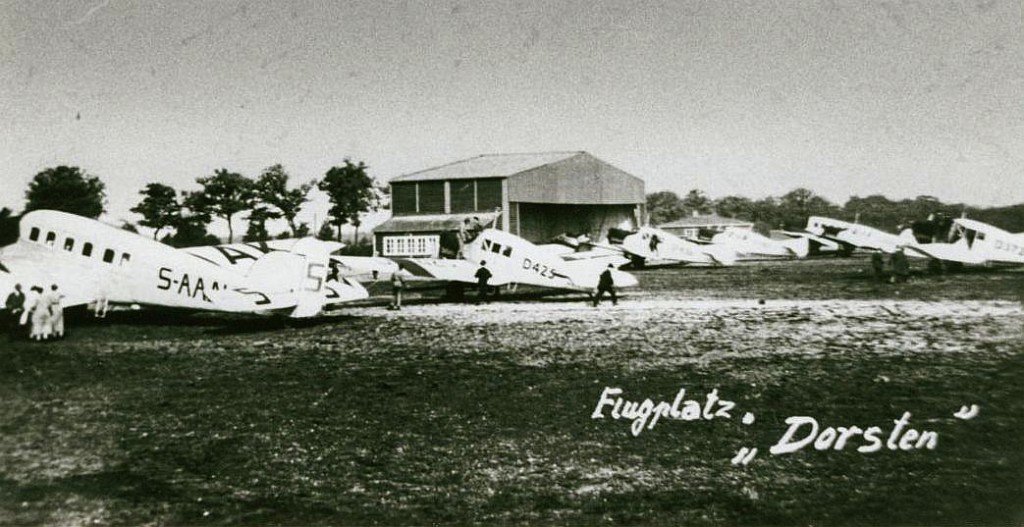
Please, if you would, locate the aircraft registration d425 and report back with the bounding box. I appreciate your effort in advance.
[0,210,366,318]
[396,228,638,293]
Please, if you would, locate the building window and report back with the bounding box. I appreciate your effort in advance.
[64,238,75,251]
[82,242,93,257]
[103,249,115,263]
[45,231,56,246]
[381,235,439,257]
[29,227,40,241]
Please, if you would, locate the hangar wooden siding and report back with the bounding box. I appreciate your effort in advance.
[505,153,644,205]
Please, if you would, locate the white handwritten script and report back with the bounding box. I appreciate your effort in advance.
[591,386,980,465]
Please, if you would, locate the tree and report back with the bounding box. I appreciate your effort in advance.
[243,206,274,242]
[161,214,220,248]
[255,164,314,237]
[646,191,686,225]
[681,189,714,216]
[25,166,106,218]
[714,195,754,219]
[131,183,181,239]
[186,169,255,243]
[318,159,378,242]
[316,222,335,241]
[777,188,839,230]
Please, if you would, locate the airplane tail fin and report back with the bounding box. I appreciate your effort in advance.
[783,236,810,258]
[244,238,341,318]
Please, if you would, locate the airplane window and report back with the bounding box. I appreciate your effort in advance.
[491,242,502,254]
[103,249,115,263]
[29,227,40,241]
[120,253,131,266]
[45,231,56,246]
[482,239,492,251]
[503,246,512,257]
[82,242,93,257]
[977,232,985,241]
[64,238,75,251]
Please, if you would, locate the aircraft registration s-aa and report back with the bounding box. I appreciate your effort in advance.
[614,226,738,267]
[904,217,1024,267]
[805,216,918,255]
[396,228,639,293]
[0,210,363,318]
[709,227,809,260]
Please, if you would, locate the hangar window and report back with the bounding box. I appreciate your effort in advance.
[381,235,439,257]
[29,227,40,241]
[103,249,115,263]
[45,231,56,246]
[63,238,75,251]
[82,242,93,257]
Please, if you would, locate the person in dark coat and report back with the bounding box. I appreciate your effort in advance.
[593,264,618,307]
[871,250,886,282]
[5,283,25,341]
[474,260,492,304]
[890,248,910,283]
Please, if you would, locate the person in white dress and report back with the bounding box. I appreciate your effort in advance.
[24,286,49,341]
[46,284,65,339]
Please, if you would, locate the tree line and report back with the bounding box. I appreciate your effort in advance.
[14,162,382,247]
[647,188,1024,234]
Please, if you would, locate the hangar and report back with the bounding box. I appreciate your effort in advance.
[374,152,645,258]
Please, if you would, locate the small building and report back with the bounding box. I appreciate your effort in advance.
[374,152,645,257]
[658,213,754,240]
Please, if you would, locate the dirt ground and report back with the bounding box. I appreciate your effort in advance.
[1,257,1022,525]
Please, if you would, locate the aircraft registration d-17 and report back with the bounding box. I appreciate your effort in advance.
[709,227,809,260]
[396,228,639,293]
[611,226,738,267]
[904,217,1024,267]
[804,216,917,256]
[0,210,365,319]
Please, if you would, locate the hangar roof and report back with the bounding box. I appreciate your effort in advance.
[390,151,645,205]
[374,211,500,233]
[390,152,582,182]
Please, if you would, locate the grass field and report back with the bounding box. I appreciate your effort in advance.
[1,257,1023,525]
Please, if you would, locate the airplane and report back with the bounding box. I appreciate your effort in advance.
[904,217,1024,267]
[770,229,841,255]
[804,216,917,255]
[184,239,398,282]
[611,226,738,267]
[395,227,639,294]
[0,209,366,319]
[709,227,809,260]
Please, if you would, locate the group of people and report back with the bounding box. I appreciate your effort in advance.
[871,248,911,283]
[4,283,66,341]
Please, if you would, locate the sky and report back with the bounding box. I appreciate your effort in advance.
[2,0,1022,235]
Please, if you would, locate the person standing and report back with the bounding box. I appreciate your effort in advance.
[25,286,48,341]
[474,260,492,305]
[891,247,910,284]
[593,264,618,307]
[871,250,886,282]
[389,269,405,310]
[46,284,65,339]
[5,283,25,341]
